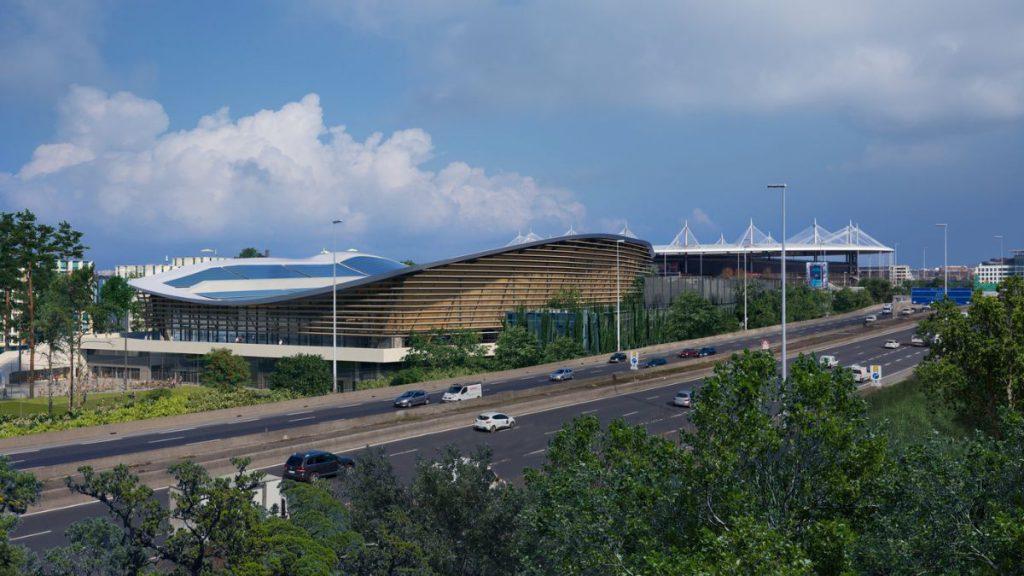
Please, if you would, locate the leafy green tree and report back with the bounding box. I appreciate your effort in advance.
[268,354,331,396]
[666,291,738,341]
[0,455,41,576]
[404,329,485,370]
[90,276,140,334]
[542,335,585,363]
[858,277,893,304]
[201,347,251,389]
[678,516,814,576]
[44,518,137,576]
[236,247,265,258]
[493,324,541,369]
[916,278,1024,434]
[0,213,18,352]
[832,287,873,313]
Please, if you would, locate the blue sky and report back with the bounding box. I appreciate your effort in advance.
[2,0,1022,268]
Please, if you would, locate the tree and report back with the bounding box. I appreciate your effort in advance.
[916,278,1024,434]
[201,348,251,389]
[858,277,893,304]
[493,325,541,369]
[666,291,737,341]
[236,247,265,258]
[268,354,331,396]
[44,518,138,576]
[542,335,585,363]
[832,287,873,313]
[0,455,41,576]
[404,329,484,370]
[90,276,139,334]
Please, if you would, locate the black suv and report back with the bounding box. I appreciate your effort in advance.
[608,352,627,363]
[283,450,354,482]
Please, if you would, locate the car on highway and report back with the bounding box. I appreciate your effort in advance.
[848,364,871,383]
[474,411,516,432]
[673,390,693,407]
[677,348,700,358]
[901,307,914,316]
[442,383,482,402]
[910,335,926,347]
[283,450,354,482]
[883,339,900,349]
[881,303,893,315]
[818,355,839,369]
[864,315,878,325]
[393,389,429,408]
[433,457,506,489]
[642,357,668,368]
[698,346,717,357]
[549,367,574,381]
[608,351,628,363]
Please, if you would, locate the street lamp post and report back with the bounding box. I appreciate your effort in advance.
[936,223,948,296]
[995,234,1004,262]
[616,239,624,352]
[743,250,748,330]
[768,184,788,382]
[331,219,343,393]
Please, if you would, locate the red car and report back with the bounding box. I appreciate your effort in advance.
[677,348,700,358]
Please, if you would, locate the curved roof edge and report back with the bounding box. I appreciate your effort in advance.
[134,234,652,307]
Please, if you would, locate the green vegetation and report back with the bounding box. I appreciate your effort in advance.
[90,275,141,334]
[832,286,874,313]
[268,354,331,396]
[665,290,738,340]
[0,387,293,438]
[541,335,585,363]
[200,348,251,390]
[865,377,969,446]
[493,324,541,369]
[235,247,265,258]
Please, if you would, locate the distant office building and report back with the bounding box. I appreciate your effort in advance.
[114,256,225,279]
[888,265,912,285]
[974,258,1011,291]
[56,259,93,274]
[942,265,974,282]
[1014,250,1024,278]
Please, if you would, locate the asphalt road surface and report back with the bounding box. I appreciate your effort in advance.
[11,322,925,553]
[3,312,889,472]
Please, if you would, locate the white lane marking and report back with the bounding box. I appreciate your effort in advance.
[389,448,418,457]
[622,411,639,417]
[235,417,258,423]
[2,448,38,456]
[10,530,51,541]
[670,412,686,418]
[9,459,24,465]
[544,430,559,436]
[147,436,185,444]
[493,458,511,465]
[645,395,660,400]
[161,427,195,434]
[78,437,121,445]
[582,409,598,414]
[524,448,546,456]
[287,416,315,423]
[286,410,313,416]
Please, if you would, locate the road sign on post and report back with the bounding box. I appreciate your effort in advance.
[870,364,882,383]
[761,339,770,351]
[629,351,639,371]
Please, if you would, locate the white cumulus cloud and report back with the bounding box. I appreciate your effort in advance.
[3,86,584,244]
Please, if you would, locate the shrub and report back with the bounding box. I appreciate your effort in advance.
[269,354,332,396]
[543,336,585,363]
[494,325,541,369]
[201,348,251,390]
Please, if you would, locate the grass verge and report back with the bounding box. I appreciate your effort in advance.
[865,376,969,446]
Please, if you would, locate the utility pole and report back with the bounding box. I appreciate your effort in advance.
[768,184,788,382]
[615,239,624,352]
[935,224,948,296]
[331,219,343,392]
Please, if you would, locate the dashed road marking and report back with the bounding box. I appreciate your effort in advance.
[524,448,546,457]
[288,416,315,423]
[582,409,598,414]
[622,411,639,417]
[10,530,51,541]
[389,449,418,457]
[147,436,184,444]
[286,410,313,416]
[544,430,559,436]
[645,395,660,400]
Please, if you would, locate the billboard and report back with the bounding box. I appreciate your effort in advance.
[910,287,973,306]
[806,262,828,289]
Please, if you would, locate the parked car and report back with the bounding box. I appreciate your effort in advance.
[864,315,878,325]
[549,368,574,381]
[608,352,628,363]
[673,390,693,408]
[910,335,926,347]
[698,346,717,357]
[442,383,483,402]
[283,450,354,482]
[677,348,700,358]
[642,357,668,368]
[848,364,871,383]
[883,339,900,349]
[393,389,429,408]
[818,354,839,369]
[473,411,516,432]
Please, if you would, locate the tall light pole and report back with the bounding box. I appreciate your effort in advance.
[743,249,748,330]
[995,234,1004,261]
[768,184,788,382]
[936,223,948,296]
[331,219,343,393]
[615,239,624,352]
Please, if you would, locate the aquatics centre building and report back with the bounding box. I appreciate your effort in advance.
[83,234,652,386]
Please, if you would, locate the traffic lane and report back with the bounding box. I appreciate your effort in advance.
[12,324,925,552]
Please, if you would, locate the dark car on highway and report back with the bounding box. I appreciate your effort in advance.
[642,357,668,368]
[283,450,354,482]
[698,346,717,357]
[608,352,628,363]
[393,389,430,408]
[677,348,699,358]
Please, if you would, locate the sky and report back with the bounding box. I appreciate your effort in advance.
[1,0,1022,269]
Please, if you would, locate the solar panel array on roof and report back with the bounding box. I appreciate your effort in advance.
[165,261,404,288]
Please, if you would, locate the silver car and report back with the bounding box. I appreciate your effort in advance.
[393,389,429,408]
[549,368,574,381]
[673,390,692,408]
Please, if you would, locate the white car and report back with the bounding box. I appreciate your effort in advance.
[864,315,877,325]
[883,339,900,349]
[910,335,926,347]
[473,411,516,432]
[818,355,839,369]
[900,307,914,316]
[673,390,692,408]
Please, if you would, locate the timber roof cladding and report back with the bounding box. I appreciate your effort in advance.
[139,235,652,339]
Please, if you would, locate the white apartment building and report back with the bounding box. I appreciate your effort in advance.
[974,263,1010,285]
[56,259,93,274]
[888,265,912,285]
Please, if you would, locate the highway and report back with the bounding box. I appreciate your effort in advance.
[2,313,879,471]
[11,322,925,553]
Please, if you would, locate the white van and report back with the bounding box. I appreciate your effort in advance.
[848,364,871,383]
[818,355,838,369]
[442,383,483,402]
